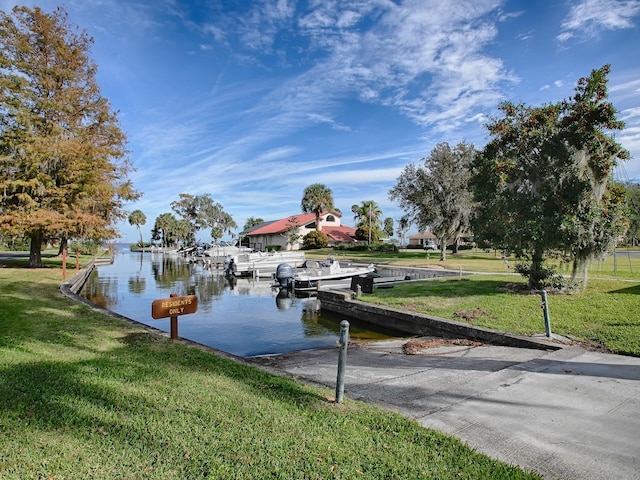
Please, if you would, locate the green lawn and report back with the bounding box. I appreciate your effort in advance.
[308,248,640,356]
[307,247,640,279]
[361,274,640,356]
[0,264,540,479]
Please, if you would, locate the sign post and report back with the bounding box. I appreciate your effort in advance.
[62,247,67,281]
[151,293,198,340]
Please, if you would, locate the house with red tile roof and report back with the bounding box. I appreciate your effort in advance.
[242,211,357,251]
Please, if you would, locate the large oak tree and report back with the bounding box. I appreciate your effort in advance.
[0,6,138,267]
[472,65,628,289]
[389,142,475,261]
[170,193,237,244]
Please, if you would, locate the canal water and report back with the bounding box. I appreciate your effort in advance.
[81,249,399,357]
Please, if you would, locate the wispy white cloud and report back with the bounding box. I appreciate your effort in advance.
[196,0,514,138]
[306,113,351,131]
[557,0,640,43]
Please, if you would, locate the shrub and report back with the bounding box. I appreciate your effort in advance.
[302,231,328,249]
[334,242,369,251]
[68,240,100,255]
[332,242,398,253]
[0,235,30,251]
[370,242,398,253]
[514,261,566,290]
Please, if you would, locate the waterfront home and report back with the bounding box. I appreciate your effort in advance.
[242,211,357,251]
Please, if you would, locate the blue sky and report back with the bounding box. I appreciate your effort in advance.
[5,0,640,243]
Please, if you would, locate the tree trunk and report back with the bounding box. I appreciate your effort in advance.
[57,236,68,256]
[137,225,143,246]
[581,260,588,290]
[29,230,44,268]
[571,257,589,290]
[528,247,545,290]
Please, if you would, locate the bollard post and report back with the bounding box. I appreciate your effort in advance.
[335,320,350,403]
[540,290,552,338]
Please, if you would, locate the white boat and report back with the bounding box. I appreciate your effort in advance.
[203,242,252,262]
[225,250,307,277]
[276,259,376,290]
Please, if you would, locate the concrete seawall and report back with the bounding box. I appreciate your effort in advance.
[317,289,560,351]
[60,257,113,296]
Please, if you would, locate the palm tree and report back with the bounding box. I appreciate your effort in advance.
[243,217,264,231]
[153,213,177,247]
[351,200,382,243]
[301,184,334,231]
[396,215,411,248]
[128,209,147,246]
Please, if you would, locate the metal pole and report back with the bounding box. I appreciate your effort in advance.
[335,320,350,403]
[62,248,67,281]
[540,290,551,338]
[368,203,372,246]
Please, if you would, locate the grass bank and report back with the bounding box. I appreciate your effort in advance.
[306,248,640,356]
[307,248,640,279]
[361,274,640,357]
[0,264,539,479]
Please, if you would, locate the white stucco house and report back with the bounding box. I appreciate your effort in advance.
[242,211,357,251]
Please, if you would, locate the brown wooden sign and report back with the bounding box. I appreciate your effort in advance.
[151,295,198,319]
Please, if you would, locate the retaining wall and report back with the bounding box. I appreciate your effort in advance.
[60,257,113,297]
[318,289,559,351]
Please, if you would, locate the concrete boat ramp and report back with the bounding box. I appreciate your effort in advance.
[250,332,640,480]
[250,338,640,479]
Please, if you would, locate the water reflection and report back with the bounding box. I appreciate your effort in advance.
[82,250,394,357]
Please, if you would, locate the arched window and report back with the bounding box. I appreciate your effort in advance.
[326,215,335,222]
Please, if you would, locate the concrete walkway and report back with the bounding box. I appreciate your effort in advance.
[250,339,640,479]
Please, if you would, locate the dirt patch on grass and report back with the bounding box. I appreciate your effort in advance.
[402,338,483,354]
[453,307,491,322]
[496,283,569,295]
[567,338,613,354]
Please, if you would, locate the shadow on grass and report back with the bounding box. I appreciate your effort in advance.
[0,330,333,479]
[1,316,328,417]
[0,252,67,269]
[610,284,640,295]
[1,271,329,435]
